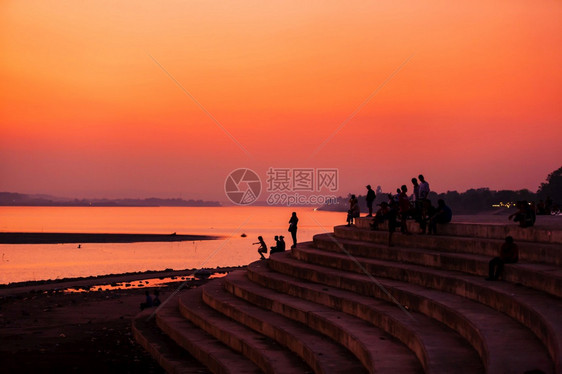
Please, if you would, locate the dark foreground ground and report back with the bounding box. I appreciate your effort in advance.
[0,268,240,373]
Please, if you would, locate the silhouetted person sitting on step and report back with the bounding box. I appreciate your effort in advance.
[428,199,452,235]
[270,235,286,255]
[486,236,518,281]
[509,201,536,227]
[270,235,279,253]
[253,236,268,259]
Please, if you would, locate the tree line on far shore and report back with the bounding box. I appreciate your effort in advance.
[320,166,562,215]
[0,193,221,207]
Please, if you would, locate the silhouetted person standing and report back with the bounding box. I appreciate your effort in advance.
[288,212,298,249]
[366,185,376,217]
[411,177,422,225]
[411,178,420,201]
[398,185,411,234]
[347,194,360,225]
[418,174,430,201]
[486,236,518,281]
[394,188,401,203]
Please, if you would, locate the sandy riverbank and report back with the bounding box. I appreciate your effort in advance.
[0,232,221,244]
[0,267,242,373]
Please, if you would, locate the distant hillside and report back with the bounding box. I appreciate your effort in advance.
[0,192,222,207]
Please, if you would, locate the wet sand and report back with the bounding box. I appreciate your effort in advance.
[0,232,221,244]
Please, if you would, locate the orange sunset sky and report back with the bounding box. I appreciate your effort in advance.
[1,1,561,201]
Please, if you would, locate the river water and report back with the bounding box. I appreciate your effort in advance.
[0,206,344,284]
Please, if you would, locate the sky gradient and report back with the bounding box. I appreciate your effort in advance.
[1,1,561,200]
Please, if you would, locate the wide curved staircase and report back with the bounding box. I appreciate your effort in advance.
[133,218,562,373]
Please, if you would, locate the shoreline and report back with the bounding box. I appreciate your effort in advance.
[0,266,245,295]
[0,232,222,244]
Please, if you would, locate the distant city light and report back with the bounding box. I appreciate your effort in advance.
[491,201,532,208]
[492,202,516,208]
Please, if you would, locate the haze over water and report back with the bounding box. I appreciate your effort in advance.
[0,206,343,284]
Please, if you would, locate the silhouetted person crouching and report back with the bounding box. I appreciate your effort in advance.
[254,236,268,259]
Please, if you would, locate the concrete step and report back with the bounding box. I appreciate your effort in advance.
[264,253,553,374]
[245,260,484,374]
[155,294,262,374]
[290,243,562,373]
[222,269,424,374]
[353,217,562,244]
[334,225,562,266]
[178,287,312,374]
[132,309,212,374]
[201,275,368,374]
[314,233,562,298]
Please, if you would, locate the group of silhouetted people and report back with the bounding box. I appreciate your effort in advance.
[140,290,161,311]
[254,235,287,259]
[346,175,452,246]
[343,175,530,281]
[255,212,298,259]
